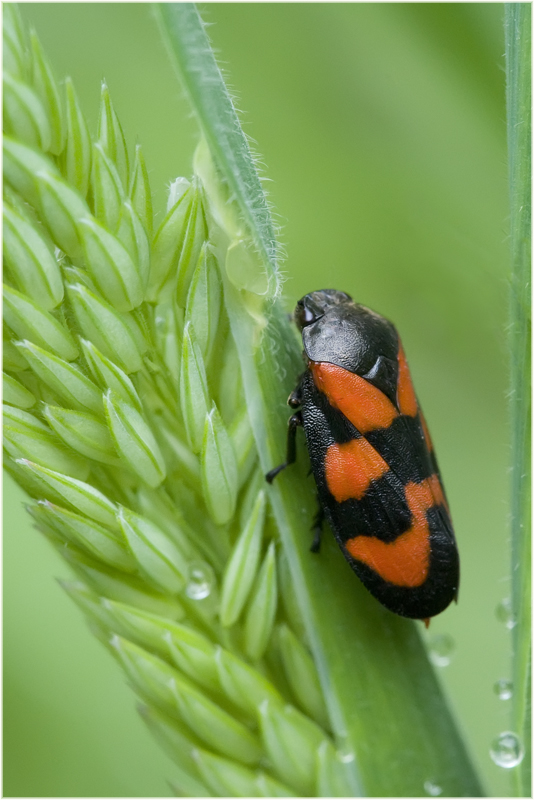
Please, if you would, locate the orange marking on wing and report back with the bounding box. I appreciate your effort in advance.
[345,476,445,588]
[418,420,449,513]
[397,344,418,417]
[325,438,389,502]
[310,361,398,432]
[420,411,433,452]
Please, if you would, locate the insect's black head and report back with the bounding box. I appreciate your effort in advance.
[294,289,353,330]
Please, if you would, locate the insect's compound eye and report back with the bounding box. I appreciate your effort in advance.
[295,301,319,329]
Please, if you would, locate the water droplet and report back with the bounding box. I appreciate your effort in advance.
[336,747,355,764]
[495,598,516,629]
[493,679,513,700]
[428,633,454,667]
[424,780,443,796]
[489,732,524,768]
[185,560,215,600]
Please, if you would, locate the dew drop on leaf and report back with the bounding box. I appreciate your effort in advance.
[428,634,454,667]
[493,678,513,700]
[185,559,215,599]
[424,780,443,796]
[495,598,516,629]
[336,748,355,764]
[489,732,524,768]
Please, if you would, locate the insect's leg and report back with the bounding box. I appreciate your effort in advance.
[310,500,325,553]
[265,412,303,483]
[288,381,304,409]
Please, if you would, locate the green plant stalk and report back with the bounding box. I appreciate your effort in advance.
[505,4,531,796]
[158,4,484,796]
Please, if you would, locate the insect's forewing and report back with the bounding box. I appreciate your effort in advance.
[301,353,459,620]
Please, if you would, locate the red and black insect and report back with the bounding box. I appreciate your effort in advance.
[267,289,459,620]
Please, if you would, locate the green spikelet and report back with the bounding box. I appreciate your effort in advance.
[2,11,336,798]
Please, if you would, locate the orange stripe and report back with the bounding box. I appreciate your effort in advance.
[345,476,444,588]
[397,344,418,417]
[311,361,398,432]
[325,438,389,502]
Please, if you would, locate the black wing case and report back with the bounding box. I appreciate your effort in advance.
[300,370,459,619]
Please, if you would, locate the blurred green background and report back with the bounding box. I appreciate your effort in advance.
[4,3,513,797]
